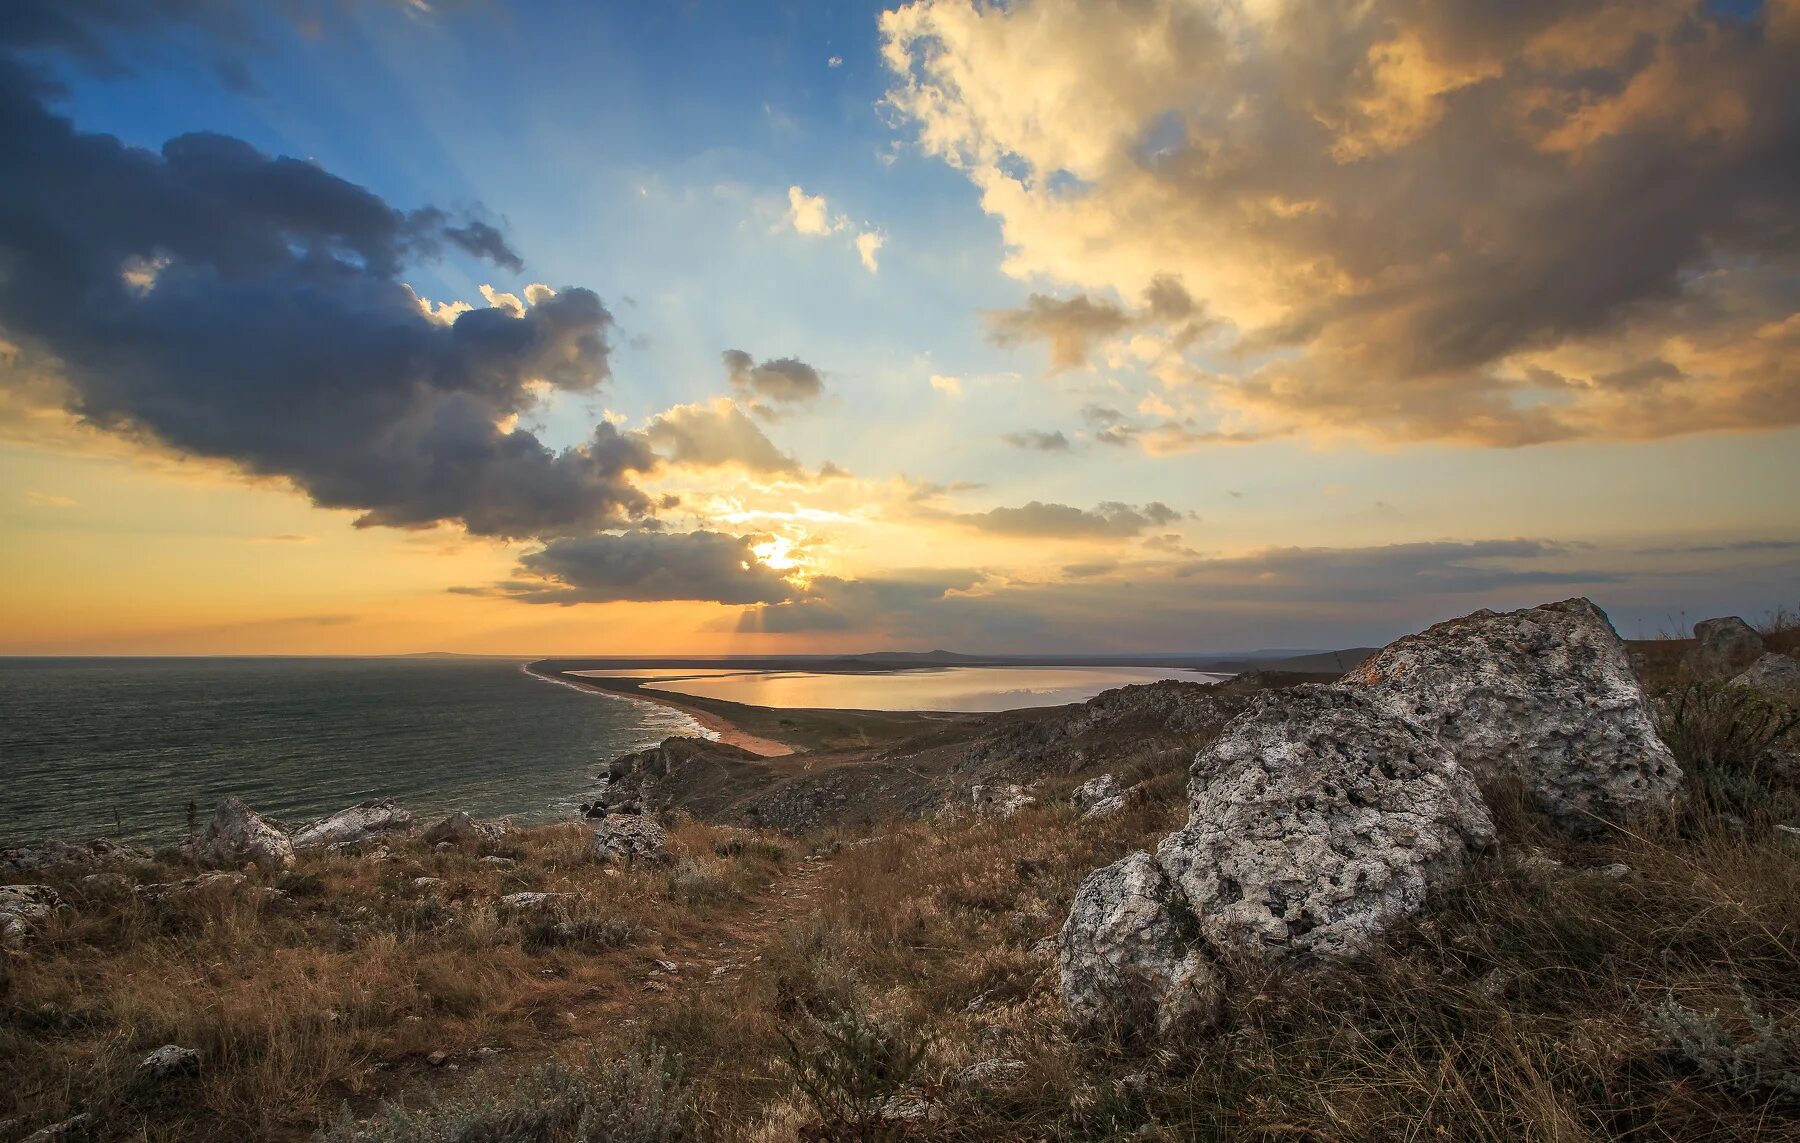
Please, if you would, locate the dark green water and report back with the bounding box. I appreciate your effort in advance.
[0,657,699,846]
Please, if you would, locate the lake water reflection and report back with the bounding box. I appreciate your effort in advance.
[637,666,1230,712]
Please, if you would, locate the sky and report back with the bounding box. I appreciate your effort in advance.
[0,0,1795,656]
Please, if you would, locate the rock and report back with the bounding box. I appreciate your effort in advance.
[193,797,294,869]
[1690,616,1766,680]
[0,838,153,878]
[1059,851,1219,1037]
[652,959,679,973]
[1732,652,1800,707]
[79,872,132,896]
[2,912,35,950]
[421,812,513,850]
[426,1050,450,1067]
[957,1058,1027,1088]
[291,799,412,852]
[1158,686,1494,960]
[1347,598,1681,825]
[477,855,516,868]
[1072,774,1119,813]
[20,1114,90,1142]
[138,1043,200,1079]
[498,891,564,911]
[0,884,64,922]
[1084,794,1128,820]
[592,814,669,863]
[878,1094,944,1123]
[138,871,283,905]
[411,876,447,889]
[971,783,1037,818]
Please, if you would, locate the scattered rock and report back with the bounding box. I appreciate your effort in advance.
[192,797,294,870]
[971,783,1036,818]
[498,891,564,911]
[476,855,516,868]
[411,877,447,890]
[957,1057,1027,1088]
[0,838,153,878]
[78,872,132,896]
[20,1114,90,1142]
[1059,851,1219,1037]
[878,1094,944,1123]
[592,814,669,863]
[0,884,64,922]
[1159,686,1494,960]
[1595,863,1633,879]
[2,912,35,950]
[1732,652,1800,707]
[652,959,679,973]
[1084,793,1128,820]
[1071,774,1119,813]
[1689,616,1767,680]
[138,1044,200,1079]
[138,871,284,905]
[291,799,412,852]
[1348,598,1681,826]
[420,812,513,850]
[426,1050,450,1067]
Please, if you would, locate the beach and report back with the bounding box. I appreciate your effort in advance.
[527,664,797,757]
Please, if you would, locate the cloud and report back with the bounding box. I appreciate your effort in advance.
[722,349,825,409]
[253,533,315,544]
[737,568,984,632]
[640,399,804,475]
[828,55,844,68]
[0,35,657,540]
[884,0,1800,445]
[955,500,1180,539]
[1000,429,1070,451]
[785,185,841,236]
[928,373,963,397]
[855,229,885,273]
[472,530,798,605]
[985,276,1216,370]
[21,490,78,508]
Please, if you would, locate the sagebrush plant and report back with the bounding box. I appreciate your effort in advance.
[777,1000,931,1141]
[315,1050,696,1143]
[1647,989,1800,1101]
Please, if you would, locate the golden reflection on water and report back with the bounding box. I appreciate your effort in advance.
[638,666,1229,712]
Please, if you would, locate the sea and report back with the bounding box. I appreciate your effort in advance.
[0,657,700,847]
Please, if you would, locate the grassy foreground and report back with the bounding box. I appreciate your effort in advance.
[5,655,1799,1141]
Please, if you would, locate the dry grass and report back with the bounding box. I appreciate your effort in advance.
[0,818,790,1141]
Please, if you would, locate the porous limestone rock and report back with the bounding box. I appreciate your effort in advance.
[138,1044,200,1079]
[193,797,294,869]
[1732,653,1800,708]
[1157,686,1494,960]
[0,884,64,950]
[1347,598,1680,825]
[291,799,412,851]
[0,838,152,878]
[498,891,564,911]
[971,783,1036,818]
[1084,794,1127,820]
[592,814,669,863]
[1071,774,1119,813]
[420,811,513,850]
[1059,851,1219,1037]
[1689,616,1767,680]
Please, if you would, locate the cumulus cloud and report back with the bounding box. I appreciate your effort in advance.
[884,0,1800,445]
[955,500,1181,539]
[722,349,825,410]
[737,569,984,632]
[928,373,963,397]
[640,399,804,475]
[855,229,885,273]
[0,31,656,539]
[1000,429,1070,451]
[472,530,798,605]
[985,275,1215,370]
[785,185,842,236]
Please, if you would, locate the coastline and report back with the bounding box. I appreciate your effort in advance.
[527,665,797,758]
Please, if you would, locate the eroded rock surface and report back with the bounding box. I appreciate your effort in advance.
[1348,598,1680,824]
[1,838,153,878]
[291,800,412,852]
[1733,652,1800,708]
[1158,686,1493,959]
[138,1044,200,1079]
[1059,851,1218,1036]
[193,797,293,869]
[1071,774,1118,814]
[420,812,513,851]
[592,814,668,863]
[1690,616,1766,680]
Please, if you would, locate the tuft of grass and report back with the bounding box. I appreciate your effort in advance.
[1655,680,1800,828]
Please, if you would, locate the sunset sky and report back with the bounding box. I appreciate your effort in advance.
[1,0,1796,656]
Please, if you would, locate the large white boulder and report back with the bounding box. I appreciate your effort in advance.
[291,799,412,851]
[1732,653,1800,708]
[592,814,669,863]
[1159,686,1493,959]
[1346,598,1680,825]
[1059,851,1218,1037]
[193,797,293,869]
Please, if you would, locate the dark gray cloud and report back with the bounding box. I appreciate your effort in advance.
[1000,429,1071,451]
[957,500,1181,539]
[722,349,825,408]
[469,531,797,605]
[0,35,656,539]
[985,275,1216,369]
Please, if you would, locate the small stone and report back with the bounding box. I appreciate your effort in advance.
[411,876,447,889]
[498,891,563,911]
[653,959,678,973]
[957,1058,1027,1088]
[426,1050,449,1067]
[138,1043,200,1079]
[20,1114,90,1142]
[477,855,515,868]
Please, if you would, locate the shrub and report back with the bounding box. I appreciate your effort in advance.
[314,1049,696,1143]
[1647,989,1800,1100]
[1655,681,1799,823]
[777,1001,930,1142]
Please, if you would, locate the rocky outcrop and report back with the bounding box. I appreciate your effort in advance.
[971,783,1036,818]
[1733,653,1800,707]
[1,838,152,878]
[1689,616,1766,680]
[420,812,513,851]
[592,814,669,863]
[1071,774,1118,813]
[138,1044,200,1079]
[1059,852,1218,1036]
[1157,686,1493,959]
[291,800,412,851]
[1348,598,1680,825]
[192,797,293,869]
[0,884,65,949]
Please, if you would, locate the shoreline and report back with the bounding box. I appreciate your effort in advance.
[528,665,797,758]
